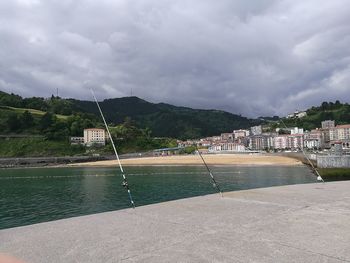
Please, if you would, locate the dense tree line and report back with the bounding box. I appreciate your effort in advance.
[0,91,79,115]
[277,100,350,131]
[0,109,98,140]
[0,90,261,139]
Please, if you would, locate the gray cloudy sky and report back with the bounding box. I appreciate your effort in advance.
[0,0,350,117]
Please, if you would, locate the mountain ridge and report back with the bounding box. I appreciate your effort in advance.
[0,90,260,139]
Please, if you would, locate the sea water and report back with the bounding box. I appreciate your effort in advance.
[0,165,315,229]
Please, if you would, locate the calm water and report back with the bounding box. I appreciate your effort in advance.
[0,165,316,230]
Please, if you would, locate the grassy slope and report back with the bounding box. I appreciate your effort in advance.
[2,106,69,120]
[0,138,85,157]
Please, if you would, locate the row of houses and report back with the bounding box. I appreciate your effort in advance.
[249,121,350,151]
[180,120,350,153]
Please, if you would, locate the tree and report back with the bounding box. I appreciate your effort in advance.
[39,112,55,131]
[20,111,34,128]
[6,112,21,131]
[0,92,23,107]
[22,97,48,111]
[321,101,329,110]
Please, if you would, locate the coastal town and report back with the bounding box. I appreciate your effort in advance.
[72,112,350,156]
[2,1,350,262]
[179,118,350,154]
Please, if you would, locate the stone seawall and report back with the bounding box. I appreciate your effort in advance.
[0,156,111,168]
[317,155,350,168]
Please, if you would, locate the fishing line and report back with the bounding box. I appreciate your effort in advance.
[280,119,324,182]
[195,145,223,197]
[91,88,136,208]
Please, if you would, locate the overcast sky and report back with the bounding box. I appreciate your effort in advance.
[0,0,349,117]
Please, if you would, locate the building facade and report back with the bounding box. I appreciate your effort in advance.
[84,128,106,146]
[330,125,350,148]
[291,127,304,135]
[249,135,274,151]
[221,133,234,141]
[233,129,249,139]
[209,143,246,152]
[321,120,335,129]
[304,129,324,149]
[70,137,85,145]
[274,134,303,150]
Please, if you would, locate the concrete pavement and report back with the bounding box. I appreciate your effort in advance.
[1,181,350,262]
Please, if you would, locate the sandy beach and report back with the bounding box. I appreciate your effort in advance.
[68,154,302,167]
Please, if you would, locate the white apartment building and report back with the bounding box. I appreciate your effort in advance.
[288,134,304,149]
[249,135,274,151]
[233,129,249,139]
[304,129,324,149]
[286,110,307,119]
[295,111,307,118]
[84,128,106,146]
[274,135,288,149]
[274,134,303,150]
[291,127,304,135]
[330,124,350,148]
[330,125,350,140]
[209,143,246,152]
[321,120,335,129]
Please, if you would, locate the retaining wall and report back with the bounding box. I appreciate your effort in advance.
[317,155,350,168]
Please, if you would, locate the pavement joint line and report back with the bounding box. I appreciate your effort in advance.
[268,239,350,262]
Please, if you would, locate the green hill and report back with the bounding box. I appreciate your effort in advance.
[70,97,260,139]
[271,101,350,130]
[0,91,260,139]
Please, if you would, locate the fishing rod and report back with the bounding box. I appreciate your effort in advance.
[195,144,223,197]
[280,119,324,183]
[90,89,136,208]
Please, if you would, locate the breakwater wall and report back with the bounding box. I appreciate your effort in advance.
[0,156,112,168]
[276,152,317,167]
[317,155,350,168]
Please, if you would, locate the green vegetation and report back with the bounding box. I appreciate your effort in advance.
[268,100,350,131]
[0,138,85,157]
[318,168,350,181]
[1,90,260,139]
[4,106,68,120]
[70,97,261,139]
[179,146,197,154]
[0,99,177,156]
[108,118,178,153]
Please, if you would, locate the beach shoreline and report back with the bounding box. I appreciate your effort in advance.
[68,153,303,167]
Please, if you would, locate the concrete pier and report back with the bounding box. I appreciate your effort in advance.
[1,181,350,262]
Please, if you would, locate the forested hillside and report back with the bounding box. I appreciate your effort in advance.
[0,91,260,139]
[271,101,350,130]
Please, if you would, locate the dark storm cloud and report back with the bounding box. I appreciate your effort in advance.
[0,0,350,117]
